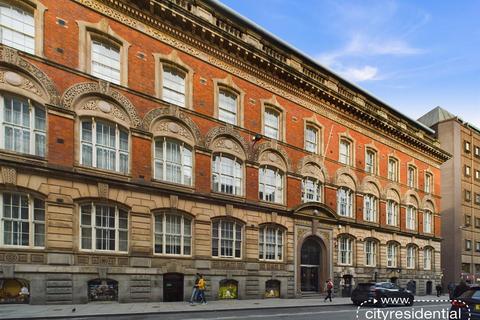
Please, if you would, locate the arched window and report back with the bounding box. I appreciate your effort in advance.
[424,247,433,270]
[406,205,417,230]
[212,153,243,196]
[80,118,129,174]
[0,94,46,157]
[302,177,322,203]
[162,65,186,107]
[154,212,191,256]
[386,200,399,226]
[154,137,192,186]
[0,3,34,54]
[337,187,354,217]
[80,203,128,252]
[259,166,284,204]
[365,148,377,174]
[387,242,398,267]
[212,219,242,259]
[0,192,44,248]
[363,194,377,222]
[338,236,353,265]
[424,210,433,233]
[407,165,417,188]
[259,225,283,261]
[364,239,377,267]
[406,245,417,269]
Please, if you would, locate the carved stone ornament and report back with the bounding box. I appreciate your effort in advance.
[98,182,109,199]
[62,81,142,128]
[4,71,23,86]
[153,119,194,143]
[0,46,61,105]
[143,106,202,145]
[251,141,292,172]
[97,100,112,113]
[204,125,250,154]
[1,167,17,185]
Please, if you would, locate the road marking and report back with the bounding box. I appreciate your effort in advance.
[182,308,355,320]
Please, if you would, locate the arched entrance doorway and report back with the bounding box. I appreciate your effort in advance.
[300,237,323,292]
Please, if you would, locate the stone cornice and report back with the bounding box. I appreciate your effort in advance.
[73,0,449,164]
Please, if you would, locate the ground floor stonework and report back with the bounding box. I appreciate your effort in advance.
[0,167,441,304]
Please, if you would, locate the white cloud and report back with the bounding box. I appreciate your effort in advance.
[339,65,379,82]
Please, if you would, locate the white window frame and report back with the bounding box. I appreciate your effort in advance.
[218,89,238,125]
[365,149,376,174]
[0,3,35,54]
[259,166,284,204]
[423,210,433,233]
[212,153,243,196]
[386,200,399,226]
[364,240,377,267]
[337,187,354,218]
[0,94,46,157]
[79,203,128,253]
[388,158,398,182]
[211,219,243,259]
[387,243,398,268]
[0,192,45,248]
[407,166,416,188]
[154,212,192,256]
[154,137,192,186]
[302,177,322,203]
[406,206,417,230]
[162,64,186,107]
[363,194,377,222]
[339,139,351,165]
[425,173,433,193]
[264,108,280,140]
[259,225,283,261]
[406,246,416,269]
[338,237,353,265]
[423,248,432,270]
[80,118,129,174]
[90,39,121,84]
[305,125,318,153]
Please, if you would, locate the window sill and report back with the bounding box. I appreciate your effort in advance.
[0,150,47,165]
[258,200,286,209]
[259,259,284,264]
[74,165,131,180]
[78,250,129,255]
[151,179,195,193]
[153,253,192,258]
[211,191,245,202]
[0,245,45,250]
[211,256,243,261]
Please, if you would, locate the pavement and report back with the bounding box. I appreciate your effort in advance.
[0,294,450,320]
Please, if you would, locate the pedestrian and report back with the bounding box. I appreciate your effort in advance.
[435,283,442,297]
[324,279,333,302]
[189,273,201,304]
[453,280,469,299]
[447,282,455,299]
[198,274,207,305]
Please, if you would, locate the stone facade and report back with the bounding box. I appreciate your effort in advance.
[0,0,449,304]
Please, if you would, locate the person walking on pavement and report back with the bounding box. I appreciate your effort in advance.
[189,273,201,304]
[435,283,442,297]
[198,274,207,305]
[453,280,469,299]
[448,282,455,299]
[324,279,333,302]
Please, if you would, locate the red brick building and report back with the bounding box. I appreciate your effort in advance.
[0,0,449,304]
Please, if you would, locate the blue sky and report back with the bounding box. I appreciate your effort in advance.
[219,0,480,125]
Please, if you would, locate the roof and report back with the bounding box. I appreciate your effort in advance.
[418,106,456,127]
[206,0,435,135]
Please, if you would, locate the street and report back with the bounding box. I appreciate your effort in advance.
[56,302,453,320]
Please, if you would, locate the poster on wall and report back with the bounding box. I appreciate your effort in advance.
[0,279,30,304]
[265,280,280,298]
[88,279,118,302]
[218,279,238,299]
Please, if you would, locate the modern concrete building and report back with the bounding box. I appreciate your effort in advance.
[419,107,480,287]
[0,0,449,304]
